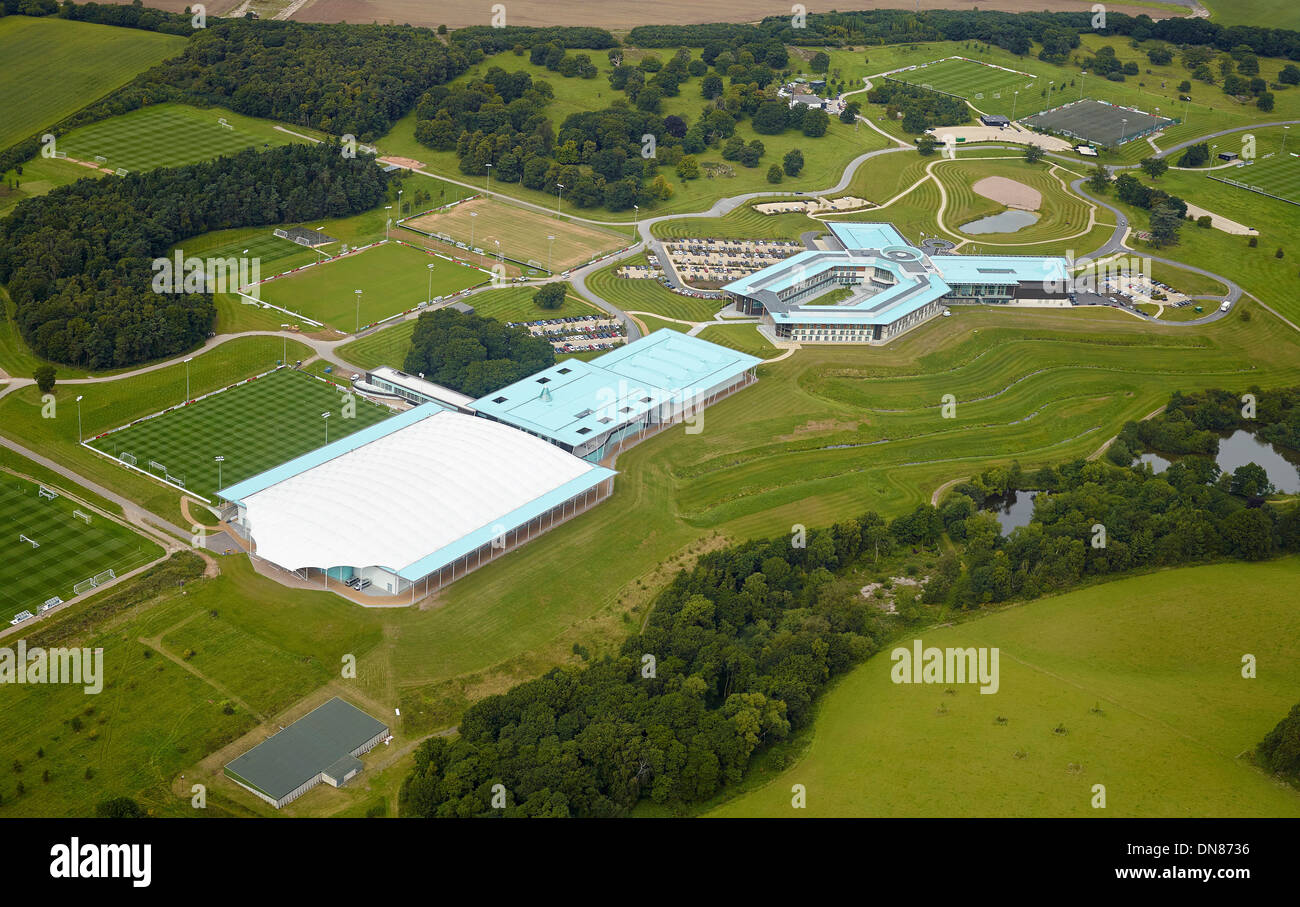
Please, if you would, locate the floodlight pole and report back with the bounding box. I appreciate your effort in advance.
[322,411,331,445]
[1011,90,1018,122]
[633,204,639,242]
[1080,71,1086,101]
[485,162,492,193]
[556,183,565,217]
[398,188,404,217]
[427,262,435,302]
[1120,118,1128,145]
[355,289,363,333]
[547,234,555,274]
[215,455,224,489]
[184,357,192,403]
[76,395,84,444]
[1284,126,1291,156]
[470,211,477,257]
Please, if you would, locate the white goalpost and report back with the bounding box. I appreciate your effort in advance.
[19,534,39,549]
[73,578,97,595]
[38,486,57,500]
[73,510,92,525]
[120,452,137,466]
[93,569,116,586]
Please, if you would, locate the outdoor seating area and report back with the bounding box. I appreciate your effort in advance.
[663,238,804,286]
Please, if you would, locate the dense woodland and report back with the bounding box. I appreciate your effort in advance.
[866,80,970,132]
[1111,386,1300,459]
[0,143,389,368]
[414,41,835,210]
[402,308,555,397]
[401,513,898,816]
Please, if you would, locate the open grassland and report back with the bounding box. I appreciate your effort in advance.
[405,197,629,271]
[88,368,393,502]
[712,557,1300,817]
[0,471,162,618]
[0,16,186,150]
[0,336,313,527]
[1204,0,1300,31]
[0,154,102,219]
[55,103,300,174]
[256,242,488,331]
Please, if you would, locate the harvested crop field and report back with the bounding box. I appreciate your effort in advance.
[972,176,1042,211]
[290,0,1187,29]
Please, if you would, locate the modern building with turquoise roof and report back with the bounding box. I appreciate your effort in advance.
[215,331,759,600]
[473,329,762,461]
[723,222,1069,343]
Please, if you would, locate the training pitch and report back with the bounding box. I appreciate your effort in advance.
[404,197,627,272]
[88,368,394,502]
[886,57,1036,111]
[0,472,162,617]
[57,104,295,174]
[1022,99,1174,147]
[1210,153,1300,206]
[255,241,487,330]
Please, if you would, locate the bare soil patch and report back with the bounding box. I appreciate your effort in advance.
[972,175,1042,211]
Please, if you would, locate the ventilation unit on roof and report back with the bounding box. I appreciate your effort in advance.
[492,396,507,404]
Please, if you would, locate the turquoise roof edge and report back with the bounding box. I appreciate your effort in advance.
[217,403,443,504]
[396,464,617,580]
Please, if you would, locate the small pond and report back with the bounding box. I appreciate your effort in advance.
[987,489,1039,534]
[959,209,1040,235]
[1135,430,1300,493]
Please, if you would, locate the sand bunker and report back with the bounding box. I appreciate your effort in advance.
[972,176,1041,211]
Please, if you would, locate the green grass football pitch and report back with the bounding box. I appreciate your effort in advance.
[255,241,489,331]
[1211,153,1300,205]
[58,103,296,174]
[888,58,1036,113]
[0,472,162,618]
[88,368,394,502]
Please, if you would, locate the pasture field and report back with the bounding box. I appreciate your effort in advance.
[255,241,488,331]
[1203,0,1300,30]
[404,197,628,272]
[55,103,299,174]
[88,368,392,502]
[0,471,162,619]
[0,16,186,150]
[1212,152,1300,207]
[886,57,1037,113]
[711,558,1300,817]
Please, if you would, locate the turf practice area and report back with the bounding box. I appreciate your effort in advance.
[885,57,1036,110]
[404,197,627,272]
[1210,153,1300,206]
[255,241,487,330]
[0,471,162,618]
[0,16,185,150]
[88,368,394,501]
[1023,99,1174,147]
[57,104,297,173]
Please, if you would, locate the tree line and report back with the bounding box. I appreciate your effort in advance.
[402,308,555,398]
[0,143,389,368]
[627,10,1300,62]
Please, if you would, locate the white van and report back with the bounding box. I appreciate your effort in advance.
[1220,300,1231,312]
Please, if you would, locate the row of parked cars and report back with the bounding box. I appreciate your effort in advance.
[345,576,371,591]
